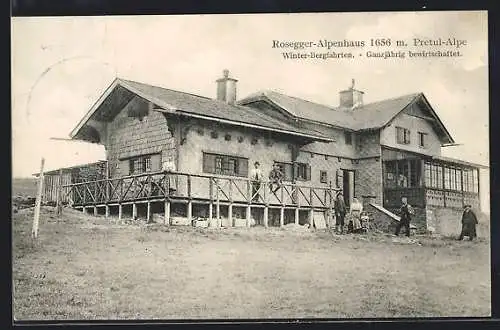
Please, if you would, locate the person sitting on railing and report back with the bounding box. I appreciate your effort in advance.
[249,161,263,202]
[162,161,176,172]
[268,163,284,194]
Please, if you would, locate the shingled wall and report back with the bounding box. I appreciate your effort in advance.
[106,96,175,178]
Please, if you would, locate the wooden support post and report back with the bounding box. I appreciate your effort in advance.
[32,158,45,239]
[228,204,233,227]
[295,207,299,225]
[228,180,233,227]
[132,203,137,220]
[105,161,110,203]
[118,204,123,220]
[215,178,220,227]
[164,199,170,225]
[309,208,314,228]
[93,206,98,216]
[56,168,63,216]
[105,205,110,218]
[263,206,269,228]
[147,202,151,223]
[187,201,193,222]
[328,182,334,229]
[309,187,313,208]
[280,207,285,227]
[246,205,251,227]
[208,177,214,223]
[247,180,251,204]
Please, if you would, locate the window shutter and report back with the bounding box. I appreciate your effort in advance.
[121,159,131,176]
[203,153,215,173]
[336,169,343,188]
[305,164,311,181]
[238,158,249,177]
[150,154,161,171]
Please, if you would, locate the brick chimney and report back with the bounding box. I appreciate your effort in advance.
[339,79,364,109]
[216,69,238,105]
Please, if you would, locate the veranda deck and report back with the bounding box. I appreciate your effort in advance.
[61,171,341,227]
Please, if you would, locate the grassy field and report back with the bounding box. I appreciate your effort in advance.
[12,177,37,196]
[12,206,490,320]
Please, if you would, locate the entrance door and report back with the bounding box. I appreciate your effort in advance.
[342,169,355,207]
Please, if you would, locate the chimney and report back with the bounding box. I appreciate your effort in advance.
[216,69,238,105]
[339,79,364,109]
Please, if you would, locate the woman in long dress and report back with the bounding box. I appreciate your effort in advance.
[350,198,363,233]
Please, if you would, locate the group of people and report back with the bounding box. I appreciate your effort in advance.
[248,161,479,240]
[333,193,366,234]
[334,193,479,240]
[249,161,284,202]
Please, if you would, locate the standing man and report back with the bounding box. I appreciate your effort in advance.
[268,163,284,194]
[395,196,413,237]
[334,192,347,234]
[458,204,479,241]
[250,161,263,202]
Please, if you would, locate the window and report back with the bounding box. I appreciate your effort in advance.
[344,131,352,145]
[128,154,155,175]
[418,132,427,148]
[444,167,451,189]
[473,169,479,193]
[296,163,311,181]
[202,152,248,177]
[396,127,411,144]
[275,161,311,181]
[463,169,478,193]
[384,159,421,188]
[320,171,328,183]
[426,163,478,193]
[436,165,443,189]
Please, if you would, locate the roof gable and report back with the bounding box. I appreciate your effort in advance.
[70,78,331,142]
[238,90,454,144]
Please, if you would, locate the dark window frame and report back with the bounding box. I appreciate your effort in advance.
[202,152,248,177]
[320,170,328,183]
[383,159,421,188]
[424,162,478,193]
[418,132,427,148]
[274,161,311,182]
[344,131,353,145]
[127,154,155,175]
[396,126,411,145]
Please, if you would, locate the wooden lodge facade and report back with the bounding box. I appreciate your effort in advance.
[49,70,484,234]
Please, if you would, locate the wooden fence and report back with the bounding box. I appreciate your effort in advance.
[61,170,339,208]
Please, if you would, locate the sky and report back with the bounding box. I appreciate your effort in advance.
[11,11,489,211]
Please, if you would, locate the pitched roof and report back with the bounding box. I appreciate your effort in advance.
[239,90,421,131]
[71,78,331,142]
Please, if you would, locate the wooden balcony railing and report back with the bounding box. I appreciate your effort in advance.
[61,170,341,209]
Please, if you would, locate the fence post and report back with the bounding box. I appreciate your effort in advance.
[216,178,220,227]
[329,182,335,229]
[56,168,63,216]
[228,180,233,227]
[187,174,193,223]
[32,158,45,239]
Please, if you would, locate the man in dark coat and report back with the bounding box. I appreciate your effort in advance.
[458,204,479,241]
[395,197,413,237]
[334,193,347,234]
